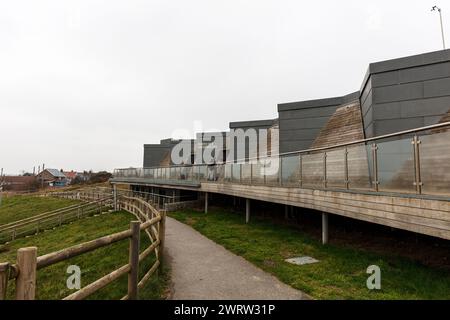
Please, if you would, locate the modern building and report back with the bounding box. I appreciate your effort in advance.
[113,49,450,242]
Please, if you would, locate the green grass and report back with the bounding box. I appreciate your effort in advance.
[0,195,80,225]
[0,210,170,300]
[169,208,450,300]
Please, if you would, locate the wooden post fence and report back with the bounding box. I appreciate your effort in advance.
[0,262,9,300]
[15,247,37,300]
[158,211,166,268]
[127,221,140,300]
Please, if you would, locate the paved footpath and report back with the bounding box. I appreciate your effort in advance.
[165,217,309,300]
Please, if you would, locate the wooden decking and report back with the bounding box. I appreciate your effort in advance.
[111,177,450,240]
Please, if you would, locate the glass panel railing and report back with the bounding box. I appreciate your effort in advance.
[420,130,450,196]
[326,149,345,188]
[281,155,300,186]
[216,164,225,182]
[241,163,252,184]
[347,144,372,190]
[377,137,415,193]
[232,163,241,183]
[302,153,324,187]
[252,162,265,185]
[224,164,232,182]
[264,159,280,186]
[198,165,207,181]
[170,167,176,180]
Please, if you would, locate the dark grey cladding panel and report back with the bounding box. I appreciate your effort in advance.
[371,62,450,88]
[371,71,399,87]
[277,96,343,112]
[280,140,314,153]
[372,102,402,120]
[372,82,424,104]
[424,77,450,98]
[279,128,322,140]
[342,91,361,104]
[280,117,330,130]
[229,119,276,129]
[399,62,450,83]
[399,96,450,117]
[374,117,425,136]
[143,145,172,167]
[424,115,443,126]
[278,106,337,119]
[368,49,450,74]
[364,123,374,138]
[361,89,373,117]
[361,79,372,106]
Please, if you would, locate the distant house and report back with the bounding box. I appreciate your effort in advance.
[36,169,67,187]
[63,171,77,184]
[2,176,37,191]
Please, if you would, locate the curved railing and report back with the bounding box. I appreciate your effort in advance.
[0,190,166,300]
[113,121,450,199]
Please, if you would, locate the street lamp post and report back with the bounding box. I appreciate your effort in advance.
[432,6,446,49]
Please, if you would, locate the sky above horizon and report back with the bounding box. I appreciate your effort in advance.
[0,0,448,174]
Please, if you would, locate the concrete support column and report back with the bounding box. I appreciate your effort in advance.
[205,192,209,214]
[284,205,289,220]
[246,198,251,224]
[322,212,329,245]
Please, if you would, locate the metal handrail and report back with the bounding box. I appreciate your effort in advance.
[114,121,450,170]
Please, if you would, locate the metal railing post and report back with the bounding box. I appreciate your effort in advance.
[279,157,282,186]
[240,163,242,183]
[299,154,303,188]
[344,148,349,190]
[412,135,423,194]
[371,144,379,191]
[323,152,327,189]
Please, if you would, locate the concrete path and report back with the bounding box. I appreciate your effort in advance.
[165,217,309,300]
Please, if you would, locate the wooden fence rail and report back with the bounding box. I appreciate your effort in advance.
[0,197,113,244]
[0,191,166,300]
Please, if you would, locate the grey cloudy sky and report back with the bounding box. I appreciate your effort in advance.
[0,0,447,174]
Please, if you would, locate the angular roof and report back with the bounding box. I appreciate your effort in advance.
[46,169,66,178]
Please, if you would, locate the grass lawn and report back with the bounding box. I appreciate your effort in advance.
[169,208,450,300]
[0,210,170,300]
[0,195,80,225]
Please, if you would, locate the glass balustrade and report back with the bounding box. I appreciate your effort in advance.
[420,130,450,196]
[325,149,345,188]
[377,137,415,193]
[112,126,450,199]
[281,155,300,186]
[302,153,324,187]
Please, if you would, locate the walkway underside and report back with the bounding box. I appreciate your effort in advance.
[112,179,450,241]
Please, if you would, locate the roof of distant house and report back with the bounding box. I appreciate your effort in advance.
[45,169,66,178]
[63,171,77,179]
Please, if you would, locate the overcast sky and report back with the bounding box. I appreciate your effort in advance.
[0,0,447,174]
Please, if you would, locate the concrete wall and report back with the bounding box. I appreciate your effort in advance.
[278,92,359,153]
[361,49,450,138]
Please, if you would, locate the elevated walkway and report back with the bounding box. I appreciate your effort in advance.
[111,122,450,241]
